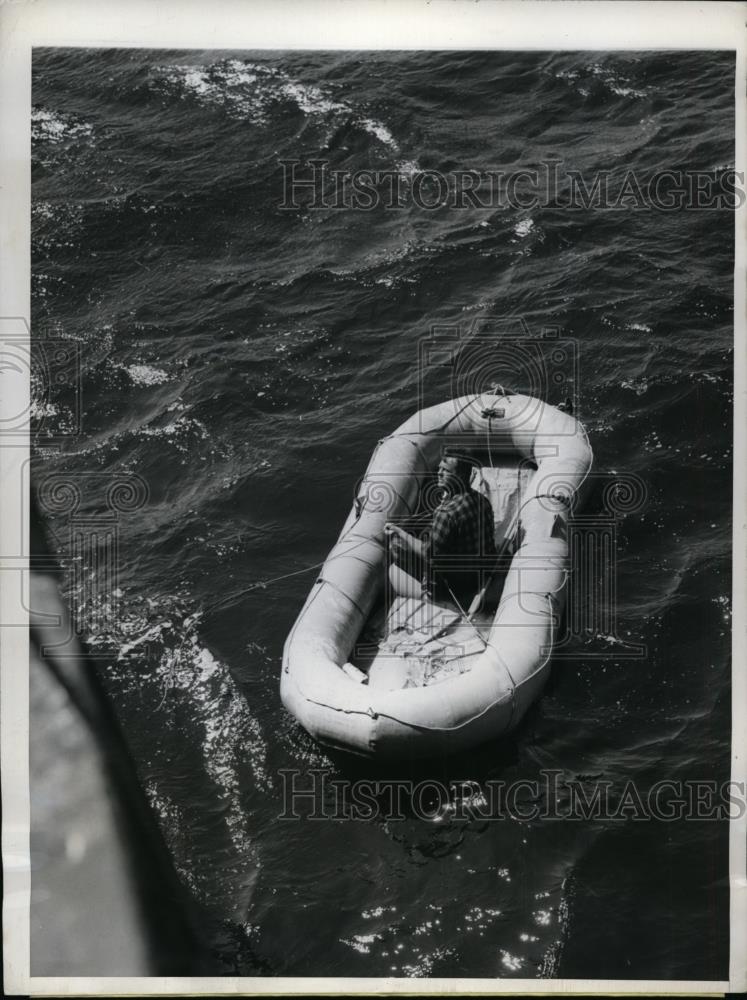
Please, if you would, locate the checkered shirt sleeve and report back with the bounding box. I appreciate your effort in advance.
[424,491,496,558]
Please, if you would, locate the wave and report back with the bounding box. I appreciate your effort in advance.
[554,61,648,100]
[153,58,416,168]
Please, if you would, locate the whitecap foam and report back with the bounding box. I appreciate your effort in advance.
[555,62,647,100]
[155,58,409,159]
[588,63,647,98]
[180,68,212,97]
[362,905,397,920]
[620,377,649,395]
[156,61,273,123]
[397,159,421,177]
[140,413,208,443]
[30,400,59,420]
[359,117,398,149]
[609,84,647,98]
[126,363,171,387]
[32,107,93,143]
[280,80,348,116]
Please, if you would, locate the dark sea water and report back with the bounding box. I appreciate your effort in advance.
[31,49,734,979]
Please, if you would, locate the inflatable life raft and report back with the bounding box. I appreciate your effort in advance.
[281,393,593,758]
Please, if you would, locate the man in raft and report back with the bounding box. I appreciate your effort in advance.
[384,450,496,608]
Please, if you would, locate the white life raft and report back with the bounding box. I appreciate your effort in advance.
[281,393,593,758]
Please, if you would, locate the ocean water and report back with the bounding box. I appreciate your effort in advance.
[31,49,734,979]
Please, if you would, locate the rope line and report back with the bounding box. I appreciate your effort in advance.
[318,576,367,620]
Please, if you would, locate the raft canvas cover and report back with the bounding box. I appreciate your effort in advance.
[282,393,593,757]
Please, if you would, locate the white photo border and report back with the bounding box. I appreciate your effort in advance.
[1,0,745,995]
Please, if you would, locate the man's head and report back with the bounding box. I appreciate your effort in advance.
[437,450,474,493]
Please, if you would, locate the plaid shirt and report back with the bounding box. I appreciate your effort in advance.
[422,488,496,600]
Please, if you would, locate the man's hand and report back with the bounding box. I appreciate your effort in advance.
[384,522,408,542]
[384,522,408,562]
[384,523,423,560]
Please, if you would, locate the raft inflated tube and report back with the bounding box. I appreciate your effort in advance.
[281,393,593,758]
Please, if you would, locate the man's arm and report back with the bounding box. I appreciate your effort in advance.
[385,502,455,568]
[383,522,425,559]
